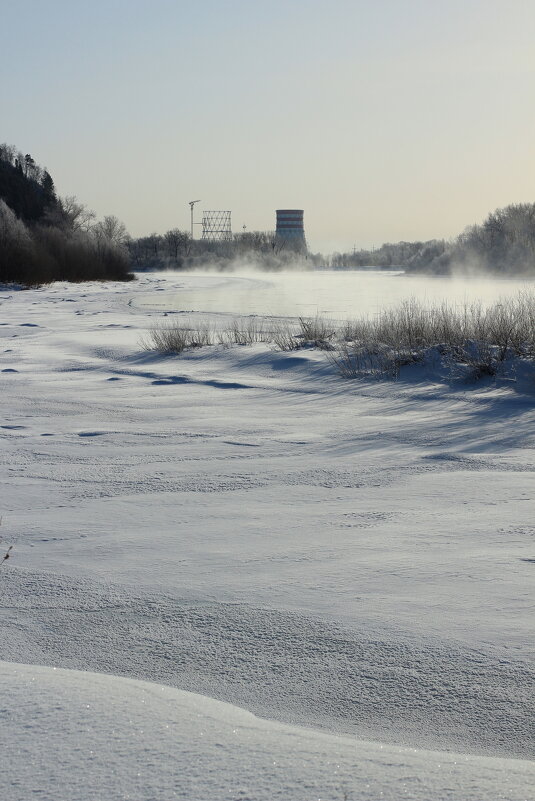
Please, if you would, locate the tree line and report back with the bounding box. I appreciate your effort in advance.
[133,203,535,275]
[128,228,316,272]
[331,239,446,270]
[428,203,535,275]
[3,142,533,283]
[0,143,132,285]
[331,203,535,275]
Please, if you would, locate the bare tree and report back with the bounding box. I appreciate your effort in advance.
[50,195,96,233]
[0,143,16,165]
[164,228,191,259]
[0,199,32,248]
[93,215,129,248]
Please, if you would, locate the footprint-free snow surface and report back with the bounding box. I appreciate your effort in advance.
[2,661,533,801]
[1,272,534,800]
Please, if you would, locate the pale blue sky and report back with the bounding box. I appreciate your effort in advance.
[2,0,534,251]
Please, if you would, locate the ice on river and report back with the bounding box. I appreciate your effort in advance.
[132,268,535,318]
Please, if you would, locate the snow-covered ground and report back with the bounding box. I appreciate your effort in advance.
[2,661,533,801]
[1,271,534,799]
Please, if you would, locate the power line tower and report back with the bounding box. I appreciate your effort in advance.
[201,210,232,242]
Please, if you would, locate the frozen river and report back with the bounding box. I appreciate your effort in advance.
[133,269,535,319]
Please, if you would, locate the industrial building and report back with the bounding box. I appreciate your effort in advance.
[275,209,306,252]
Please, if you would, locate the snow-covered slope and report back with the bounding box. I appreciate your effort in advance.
[2,661,533,801]
[1,272,534,798]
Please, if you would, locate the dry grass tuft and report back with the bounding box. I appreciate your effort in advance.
[142,292,535,382]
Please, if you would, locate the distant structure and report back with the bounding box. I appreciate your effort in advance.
[201,210,232,242]
[275,209,306,252]
[188,200,201,238]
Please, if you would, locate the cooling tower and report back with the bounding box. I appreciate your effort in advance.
[275,209,306,251]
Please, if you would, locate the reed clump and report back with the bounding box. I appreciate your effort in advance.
[143,293,535,382]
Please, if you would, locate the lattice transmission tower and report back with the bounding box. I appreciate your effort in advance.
[201,210,232,242]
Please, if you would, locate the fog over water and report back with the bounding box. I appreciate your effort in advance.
[135,270,535,320]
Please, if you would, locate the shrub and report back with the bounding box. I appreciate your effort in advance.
[145,322,214,354]
[143,292,535,384]
[271,322,302,351]
[218,318,270,346]
[297,315,336,349]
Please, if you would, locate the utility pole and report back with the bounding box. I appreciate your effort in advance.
[189,200,200,239]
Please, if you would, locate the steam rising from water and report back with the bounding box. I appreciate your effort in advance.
[135,269,535,320]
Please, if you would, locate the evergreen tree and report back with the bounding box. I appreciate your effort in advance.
[41,170,56,204]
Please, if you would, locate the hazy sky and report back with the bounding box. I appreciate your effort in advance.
[2,0,534,252]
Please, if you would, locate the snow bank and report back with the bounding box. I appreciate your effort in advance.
[1,661,533,801]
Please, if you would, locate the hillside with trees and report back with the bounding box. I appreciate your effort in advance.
[0,144,132,285]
